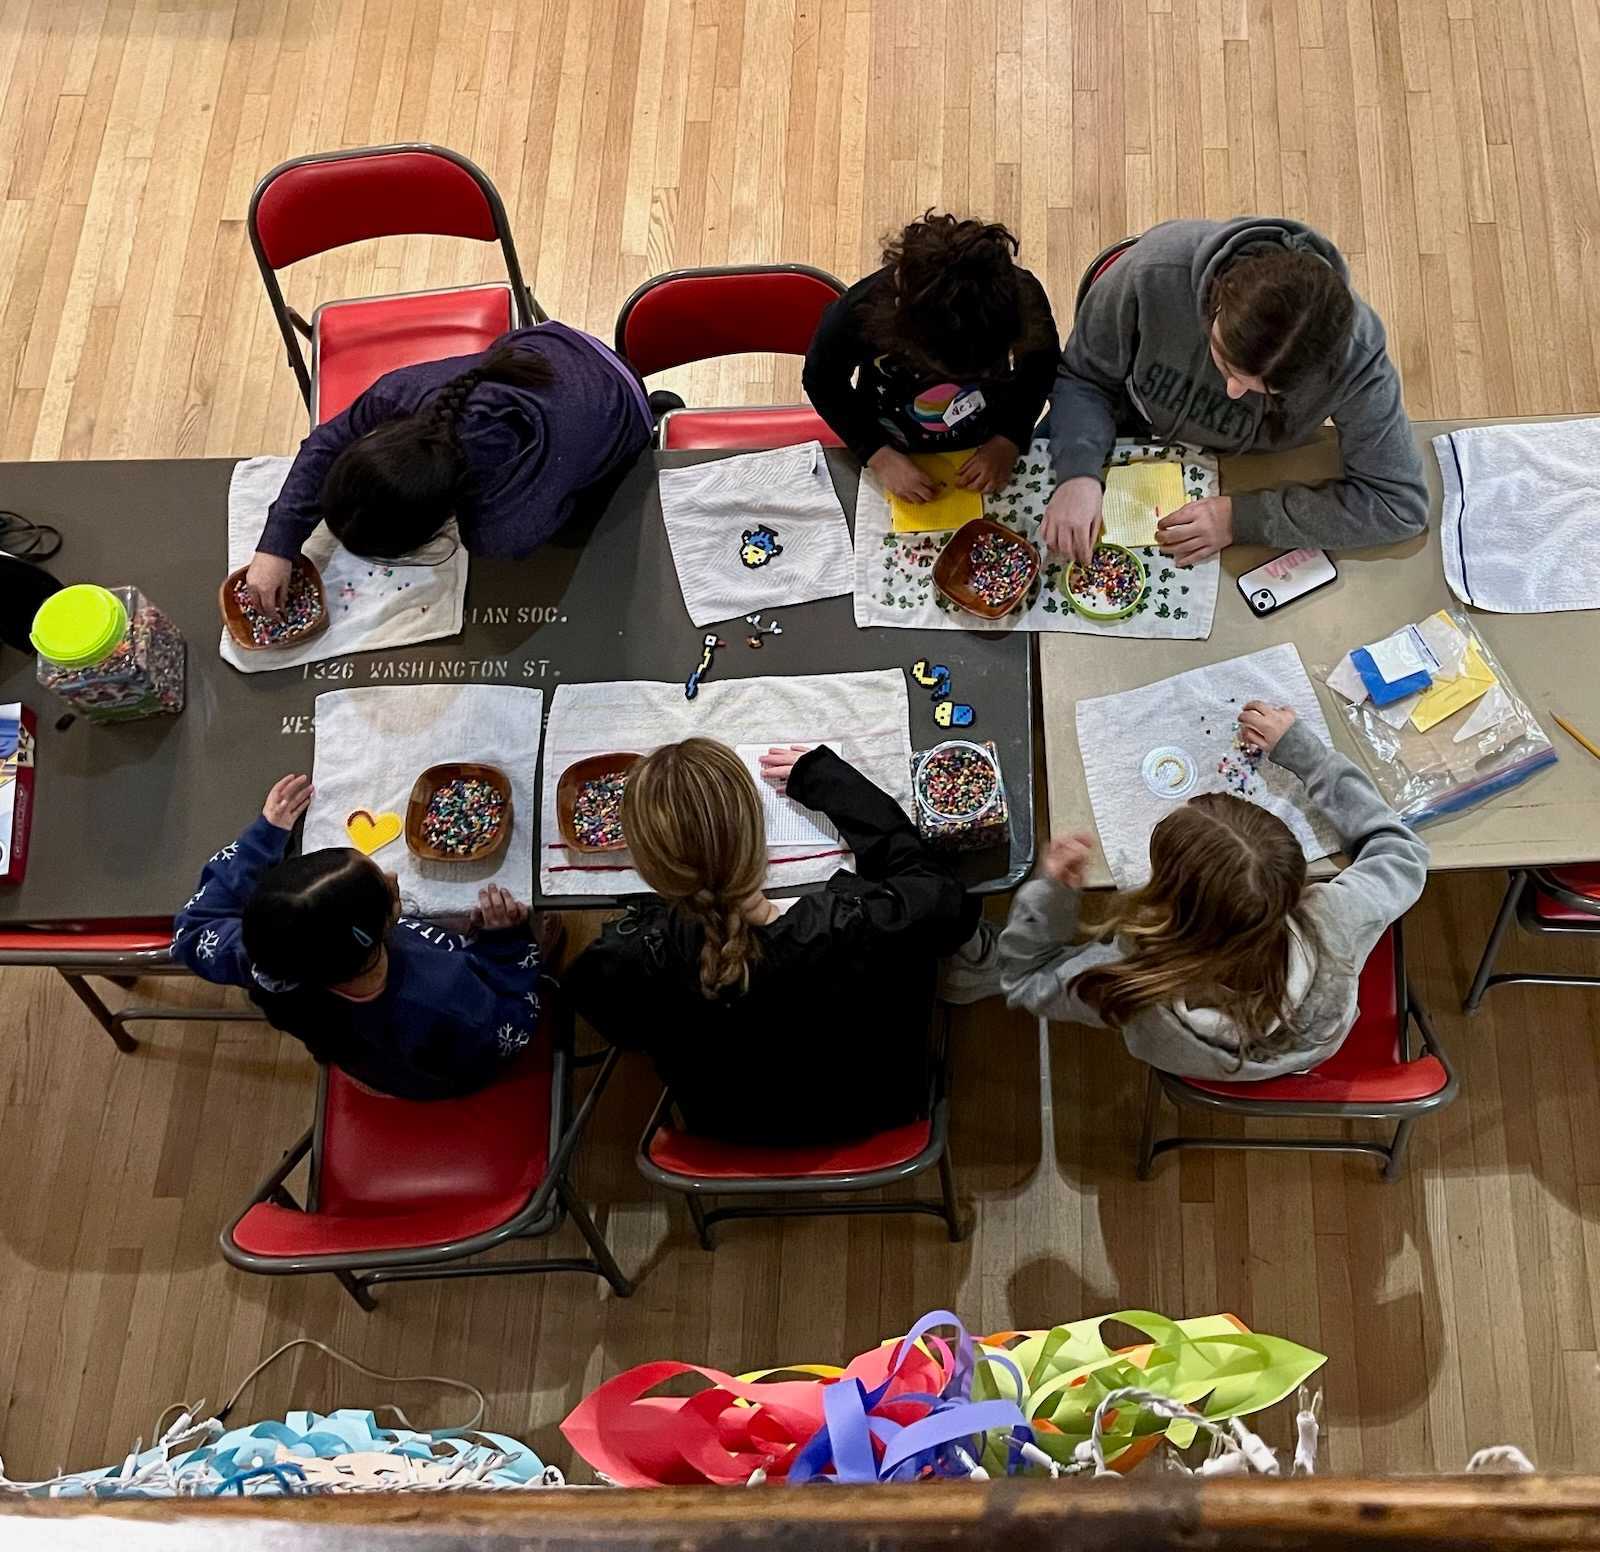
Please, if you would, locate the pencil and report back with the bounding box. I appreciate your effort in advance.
[1552,713,1600,765]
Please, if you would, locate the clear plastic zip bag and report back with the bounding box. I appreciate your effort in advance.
[1318,607,1556,828]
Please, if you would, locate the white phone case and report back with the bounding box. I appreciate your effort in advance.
[1237,548,1337,616]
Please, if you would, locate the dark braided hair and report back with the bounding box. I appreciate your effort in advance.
[321,343,555,559]
[862,210,1052,379]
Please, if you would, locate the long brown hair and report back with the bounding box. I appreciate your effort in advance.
[1207,248,1354,433]
[622,738,767,1000]
[863,210,1053,378]
[1072,794,1322,1066]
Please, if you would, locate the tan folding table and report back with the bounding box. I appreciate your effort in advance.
[1040,418,1600,889]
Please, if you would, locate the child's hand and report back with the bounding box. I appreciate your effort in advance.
[245,551,294,617]
[472,885,530,933]
[1043,831,1095,888]
[262,774,314,830]
[1238,701,1297,753]
[868,447,939,503]
[758,744,812,793]
[955,436,1020,493]
[1156,496,1234,565]
[1039,478,1103,564]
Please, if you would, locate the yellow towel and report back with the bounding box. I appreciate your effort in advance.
[889,451,985,533]
[1100,461,1187,547]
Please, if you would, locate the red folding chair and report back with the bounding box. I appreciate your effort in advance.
[1136,923,1456,1183]
[222,987,631,1306]
[635,1011,966,1247]
[613,264,846,451]
[0,923,264,1052]
[1462,866,1600,1012]
[1075,236,1138,315]
[249,143,543,426]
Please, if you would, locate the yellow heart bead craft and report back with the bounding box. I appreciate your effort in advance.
[346,808,402,856]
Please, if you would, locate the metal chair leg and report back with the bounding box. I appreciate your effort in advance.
[558,1179,634,1296]
[335,1269,378,1312]
[1464,871,1527,1013]
[1136,1068,1162,1179]
[1382,1118,1415,1183]
[60,972,138,1053]
[938,1145,968,1242]
[685,1191,715,1251]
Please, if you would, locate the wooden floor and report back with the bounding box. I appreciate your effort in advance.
[2,0,1600,1483]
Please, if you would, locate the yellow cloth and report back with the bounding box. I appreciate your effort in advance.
[1410,636,1498,732]
[889,451,984,533]
[1100,461,1187,547]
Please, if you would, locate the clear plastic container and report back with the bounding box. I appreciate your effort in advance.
[30,583,186,723]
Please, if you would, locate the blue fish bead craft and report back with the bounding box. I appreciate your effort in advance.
[740,525,784,568]
[933,700,975,729]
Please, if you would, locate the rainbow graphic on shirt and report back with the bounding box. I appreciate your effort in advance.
[910,382,962,429]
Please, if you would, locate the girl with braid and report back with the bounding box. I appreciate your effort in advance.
[564,738,999,1146]
[243,323,653,615]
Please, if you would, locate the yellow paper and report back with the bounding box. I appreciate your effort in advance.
[889,451,984,533]
[1410,637,1498,732]
[1100,461,1187,547]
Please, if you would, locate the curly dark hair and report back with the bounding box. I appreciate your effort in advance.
[863,210,1049,377]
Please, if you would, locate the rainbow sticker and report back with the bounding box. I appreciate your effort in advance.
[911,383,961,427]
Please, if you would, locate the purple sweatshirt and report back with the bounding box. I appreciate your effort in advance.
[257,323,652,560]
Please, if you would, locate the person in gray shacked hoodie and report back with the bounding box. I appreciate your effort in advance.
[1041,217,1428,567]
[998,703,1428,1081]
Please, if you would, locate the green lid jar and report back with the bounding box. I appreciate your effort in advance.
[32,584,186,723]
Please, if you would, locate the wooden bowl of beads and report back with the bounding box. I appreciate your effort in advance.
[405,763,513,862]
[556,753,642,854]
[931,518,1040,620]
[218,558,329,652]
[1064,543,1148,621]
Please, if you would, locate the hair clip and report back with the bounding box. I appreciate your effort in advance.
[351,926,374,948]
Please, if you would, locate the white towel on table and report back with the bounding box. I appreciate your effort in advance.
[1075,644,1340,888]
[220,456,468,672]
[657,442,855,626]
[540,670,911,897]
[302,685,543,918]
[1436,418,1600,613]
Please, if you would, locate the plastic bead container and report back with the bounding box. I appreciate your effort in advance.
[31,584,186,724]
[910,739,1010,852]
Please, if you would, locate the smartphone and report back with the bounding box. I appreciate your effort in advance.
[1237,547,1338,616]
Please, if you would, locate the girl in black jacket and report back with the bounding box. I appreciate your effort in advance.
[563,739,992,1146]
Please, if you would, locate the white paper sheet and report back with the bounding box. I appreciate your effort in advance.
[221,457,468,673]
[302,685,542,918]
[539,671,911,897]
[1075,643,1341,888]
[735,742,842,850]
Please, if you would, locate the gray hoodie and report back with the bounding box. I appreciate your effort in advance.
[1048,217,1428,551]
[998,723,1429,1080]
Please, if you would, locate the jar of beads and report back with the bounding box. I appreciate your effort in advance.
[911,739,1009,851]
[30,584,187,724]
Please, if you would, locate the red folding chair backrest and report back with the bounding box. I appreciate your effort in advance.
[253,148,501,271]
[616,267,845,378]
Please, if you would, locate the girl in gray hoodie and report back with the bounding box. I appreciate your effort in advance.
[998,704,1428,1081]
[1042,217,1428,566]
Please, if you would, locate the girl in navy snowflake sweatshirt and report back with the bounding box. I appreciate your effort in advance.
[171,775,544,1101]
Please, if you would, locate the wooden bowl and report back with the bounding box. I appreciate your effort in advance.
[931,518,1041,620]
[556,753,643,853]
[219,558,329,652]
[405,762,514,862]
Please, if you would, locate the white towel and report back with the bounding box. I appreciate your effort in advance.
[1075,644,1340,888]
[302,685,543,918]
[539,670,911,897]
[220,456,468,672]
[1436,418,1600,612]
[657,442,855,626]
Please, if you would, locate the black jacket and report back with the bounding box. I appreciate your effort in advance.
[564,747,980,1146]
[801,266,1061,465]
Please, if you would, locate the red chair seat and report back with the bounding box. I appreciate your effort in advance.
[1531,865,1600,927]
[230,1046,552,1259]
[661,405,845,452]
[313,283,513,423]
[1182,929,1449,1106]
[646,1119,931,1180]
